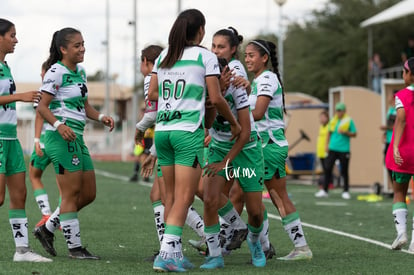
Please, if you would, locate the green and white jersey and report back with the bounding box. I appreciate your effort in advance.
[153,46,220,132]
[40,61,88,135]
[209,83,256,150]
[228,59,247,79]
[0,62,17,139]
[248,70,288,147]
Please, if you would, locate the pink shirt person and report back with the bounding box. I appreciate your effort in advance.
[385,85,414,173]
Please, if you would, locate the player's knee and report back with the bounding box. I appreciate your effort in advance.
[203,194,219,210]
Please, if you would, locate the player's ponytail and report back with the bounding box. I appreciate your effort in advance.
[160,9,205,68]
[45,27,81,69]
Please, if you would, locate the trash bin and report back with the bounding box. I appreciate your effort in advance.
[289,153,315,171]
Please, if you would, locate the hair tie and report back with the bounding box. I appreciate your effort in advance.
[251,40,270,56]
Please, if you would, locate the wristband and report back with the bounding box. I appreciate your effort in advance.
[98,114,105,122]
[53,120,63,129]
[34,138,40,143]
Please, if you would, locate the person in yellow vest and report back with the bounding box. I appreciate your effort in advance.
[315,102,357,199]
[316,110,331,189]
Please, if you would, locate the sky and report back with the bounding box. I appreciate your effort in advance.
[2,0,328,86]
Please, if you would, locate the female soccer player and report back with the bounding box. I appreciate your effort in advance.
[0,18,51,262]
[245,39,312,260]
[36,27,114,259]
[210,28,275,259]
[385,57,414,251]
[147,9,240,272]
[29,62,57,229]
[201,54,266,268]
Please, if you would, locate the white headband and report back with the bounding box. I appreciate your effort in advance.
[251,40,270,56]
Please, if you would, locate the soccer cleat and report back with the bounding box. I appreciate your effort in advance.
[264,243,276,260]
[247,236,266,267]
[13,250,52,262]
[391,232,408,250]
[188,237,207,254]
[180,256,194,270]
[35,215,51,228]
[226,228,248,250]
[342,192,351,200]
[200,255,224,269]
[277,246,313,261]
[68,247,100,260]
[33,225,57,256]
[153,255,186,272]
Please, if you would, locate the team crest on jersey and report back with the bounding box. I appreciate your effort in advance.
[72,155,80,166]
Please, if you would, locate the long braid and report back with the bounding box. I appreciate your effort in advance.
[265,41,286,114]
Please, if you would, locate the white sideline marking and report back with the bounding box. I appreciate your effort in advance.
[95,169,130,182]
[95,169,411,254]
[266,211,411,254]
[315,202,348,206]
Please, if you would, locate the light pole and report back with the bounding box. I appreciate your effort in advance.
[274,0,287,80]
[104,0,110,146]
[177,0,182,14]
[105,0,110,118]
[129,0,138,128]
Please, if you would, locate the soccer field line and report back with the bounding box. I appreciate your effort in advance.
[266,211,411,254]
[94,169,411,255]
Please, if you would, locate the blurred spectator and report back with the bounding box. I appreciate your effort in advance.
[316,110,332,189]
[401,36,414,63]
[369,53,383,94]
[315,102,357,199]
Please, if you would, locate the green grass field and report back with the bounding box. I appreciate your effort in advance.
[1,160,413,274]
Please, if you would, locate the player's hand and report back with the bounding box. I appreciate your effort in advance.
[219,66,232,94]
[35,141,43,157]
[19,91,41,103]
[394,147,403,166]
[232,76,250,90]
[135,129,145,145]
[57,124,77,142]
[101,116,115,132]
[203,160,226,177]
[141,154,157,178]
